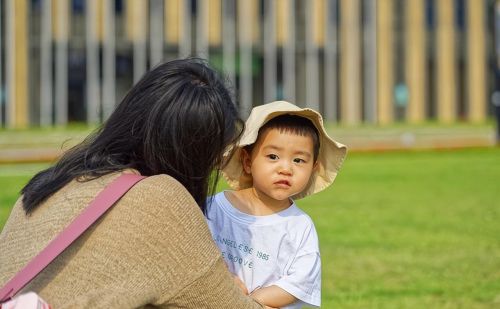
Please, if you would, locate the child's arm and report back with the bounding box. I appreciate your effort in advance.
[250,285,297,308]
[233,275,280,309]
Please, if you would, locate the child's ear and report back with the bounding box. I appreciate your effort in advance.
[241,148,252,174]
[313,160,319,172]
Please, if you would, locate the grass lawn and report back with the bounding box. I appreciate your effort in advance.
[1,148,499,308]
[0,163,50,227]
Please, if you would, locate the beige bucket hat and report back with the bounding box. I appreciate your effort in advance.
[223,101,347,199]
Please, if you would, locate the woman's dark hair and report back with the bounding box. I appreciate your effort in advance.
[245,114,320,162]
[22,58,243,214]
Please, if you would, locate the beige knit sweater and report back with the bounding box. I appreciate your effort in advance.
[0,171,263,308]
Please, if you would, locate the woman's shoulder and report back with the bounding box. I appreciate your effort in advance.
[133,173,190,195]
[119,173,199,215]
[55,171,195,213]
[128,173,192,200]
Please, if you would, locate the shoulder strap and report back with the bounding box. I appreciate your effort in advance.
[0,173,146,302]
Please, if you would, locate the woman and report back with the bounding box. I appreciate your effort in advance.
[0,59,264,308]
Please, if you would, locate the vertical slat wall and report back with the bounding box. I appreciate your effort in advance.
[5,0,14,128]
[222,0,236,89]
[340,0,362,124]
[0,0,2,126]
[263,0,277,103]
[6,0,29,128]
[196,0,209,58]
[436,0,457,123]
[238,0,255,117]
[305,0,321,111]
[405,0,426,123]
[466,0,486,122]
[103,0,116,120]
[40,0,53,126]
[179,0,191,57]
[363,0,377,124]
[1,0,493,128]
[281,0,296,104]
[377,0,394,125]
[54,0,69,125]
[86,0,100,124]
[149,0,164,68]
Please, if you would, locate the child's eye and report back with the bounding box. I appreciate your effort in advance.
[267,154,279,160]
[293,158,305,163]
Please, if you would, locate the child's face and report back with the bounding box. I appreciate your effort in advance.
[242,127,317,202]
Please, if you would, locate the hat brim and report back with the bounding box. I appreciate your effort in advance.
[222,101,347,199]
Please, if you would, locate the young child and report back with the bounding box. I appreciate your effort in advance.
[205,101,347,308]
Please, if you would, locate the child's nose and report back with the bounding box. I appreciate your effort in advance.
[278,162,292,175]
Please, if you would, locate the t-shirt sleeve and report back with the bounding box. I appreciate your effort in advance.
[273,221,321,307]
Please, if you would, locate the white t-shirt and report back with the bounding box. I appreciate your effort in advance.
[205,192,321,308]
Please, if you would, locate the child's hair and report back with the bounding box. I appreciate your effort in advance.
[246,114,320,162]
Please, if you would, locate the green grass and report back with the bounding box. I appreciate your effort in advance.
[303,148,500,308]
[1,148,499,308]
[0,125,94,150]
[0,163,50,227]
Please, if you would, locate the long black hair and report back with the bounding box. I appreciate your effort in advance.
[21,58,243,214]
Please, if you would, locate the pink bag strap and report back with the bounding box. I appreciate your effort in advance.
[0,173,146,302]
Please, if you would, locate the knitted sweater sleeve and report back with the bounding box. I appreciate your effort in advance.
[166,257,264,308]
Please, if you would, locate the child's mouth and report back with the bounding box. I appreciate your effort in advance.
[275,180,291,187]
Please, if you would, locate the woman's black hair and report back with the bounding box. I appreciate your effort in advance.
[21,58,243,214]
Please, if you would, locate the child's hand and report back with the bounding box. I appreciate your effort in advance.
[233,275,249,295]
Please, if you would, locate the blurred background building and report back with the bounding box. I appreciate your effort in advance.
[0,0,499,128]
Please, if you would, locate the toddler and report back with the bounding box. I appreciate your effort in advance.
[206,101,347,308]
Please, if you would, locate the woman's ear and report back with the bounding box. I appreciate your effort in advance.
[241,148,252,174]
